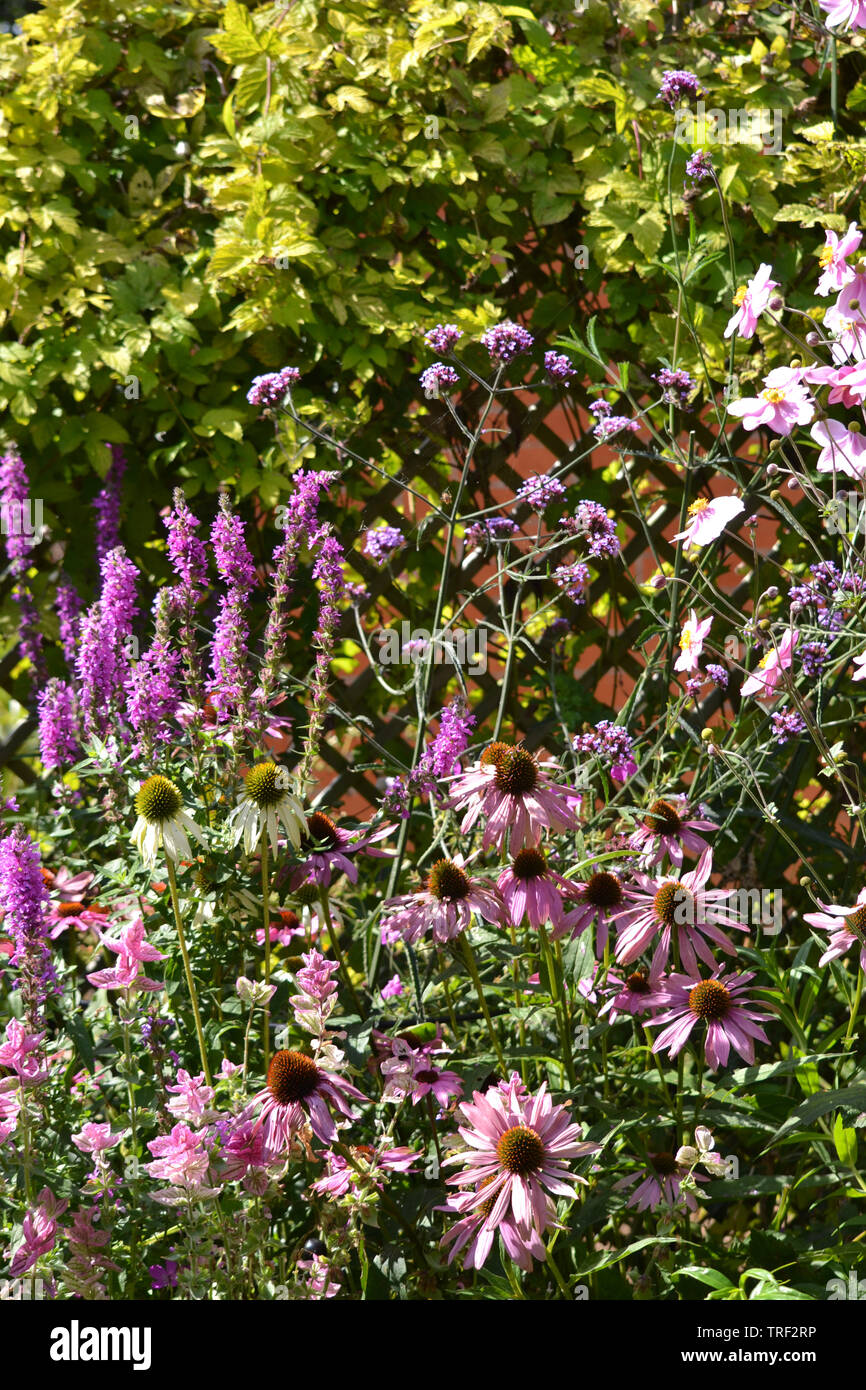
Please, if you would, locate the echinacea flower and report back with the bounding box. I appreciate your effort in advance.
[288,812,392,891]
[229,761,305,855]
[241,1049,366,1153]
[628,795,716,868]
[448,743,581,854]
[46,899,110,940]
[804,889,866,975]
[311,1143,420,1200]
[674,610,713,673]
[553,869,626,953]
[497,847,573,930]
[613,848,747,975]
[724,263,778,340]
[597,965,672,1021]
[442,1073,599,1260]
[380,853,503,946]
[614,1150,708,1212]
[649,969,771,1070]
[673,495,744,548]
[131,775,206,867]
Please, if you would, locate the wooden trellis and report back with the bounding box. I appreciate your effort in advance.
[0,235,775,812]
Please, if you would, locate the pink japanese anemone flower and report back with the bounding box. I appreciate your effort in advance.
[648,969,771,1070]
[497,846,574,930]
[740,629,798,699]
[724,262,778,339]
[673,494,744,548]
[380,853,503,946]
[448,743,581,854]
[804,889,866,974]
[816,221,862,295]
[241,1049,366,1154]
[628,795,716,868]
[442,1073,600,1255]
[287,811,393,891]
[613,848,748,976]
[551,869,626,952]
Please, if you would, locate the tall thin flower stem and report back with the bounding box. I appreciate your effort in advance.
[165,855,212,1086]
[460,935,507,1074]
[845,970,863,1048]
[260,831,271,1070]
[319,888,362,1014]
[539,923,575,1088]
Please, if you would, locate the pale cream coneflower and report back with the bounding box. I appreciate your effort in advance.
[229,761,305,855]
[132,775,206,867]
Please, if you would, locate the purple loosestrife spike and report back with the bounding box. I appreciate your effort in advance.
[256,470,336,718]
[0,827,55,1028]
[299,528,346,791]
[209,493,257,730]
[38,679,81,772]
[93,444,126,564]
[0,450,46,688]
[75,546,139,739]
[164,489,208,709]
[126,589,182,759]
[55,577,83,668]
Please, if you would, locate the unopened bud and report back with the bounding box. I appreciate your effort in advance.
[787,477,799,491]
[805,331,820,346]
[769,295,784,312]
[767,462,779,476]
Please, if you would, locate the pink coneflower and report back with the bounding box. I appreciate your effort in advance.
[497,847,573,930]
[380,853,503,946]
[553,869,626,953]
[613,848,747,975]
[675,609,712,672]
[448,743,581,854]
[649,969,771,1069]
[724,263,778,339]
[241,1049,366,1153]
[673,495,744,548]
[804,889,866,974]
[439,1184,547,1272]
[740,629,798,699]
[628,795,716,868]
[443,1073,599,1246]
[42,865,94,901]
[288,812,392,891]
[816,222,862,296]
[311,1143,420,1199]
[614,1151,707,1212]
[46,900,110,940]
[597,965,672,1021]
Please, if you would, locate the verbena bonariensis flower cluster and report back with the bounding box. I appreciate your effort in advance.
[3,78,866,1306]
